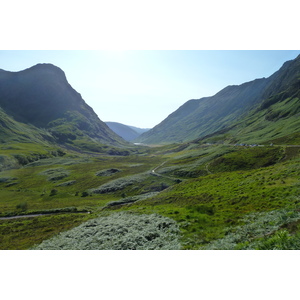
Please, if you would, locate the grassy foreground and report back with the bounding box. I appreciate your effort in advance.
[1,141,300,249]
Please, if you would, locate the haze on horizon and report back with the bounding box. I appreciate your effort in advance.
[1,50,299,129]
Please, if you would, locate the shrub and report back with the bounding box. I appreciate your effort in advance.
[104,192,160,208]
[254,230,300,250]
[89,173,149,194]
[56,180,76,187]
[39,167,70,181]
[33,212,181,250]
[203,207,300,250]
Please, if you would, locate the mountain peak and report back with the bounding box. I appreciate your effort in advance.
[19,63,67,81]
[24,63,62,71]
[0,64,127,148]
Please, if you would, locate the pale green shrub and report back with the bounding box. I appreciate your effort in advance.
[56,180,76,187]
[89,172,149,194]
[104,192,160,208]
[39,167,70,181]
[33,212,181,250]
[203,207,300,250]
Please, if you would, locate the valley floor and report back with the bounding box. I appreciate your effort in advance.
[1,142,300,250]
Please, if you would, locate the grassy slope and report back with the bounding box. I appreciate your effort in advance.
[112,145,300,249]
[0,145,171,249]
[136,77,271,144]
[1,141,300,249]
[198,56,300,145]
[136,55,300,146]
[202,96,300,145]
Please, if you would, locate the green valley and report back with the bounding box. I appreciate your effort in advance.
[1,55,300,250]
[1,141,300,249]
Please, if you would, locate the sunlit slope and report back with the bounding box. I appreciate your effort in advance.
[198,56,300,144]
[136,55,300,145]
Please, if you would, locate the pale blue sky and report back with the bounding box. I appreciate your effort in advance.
[0,50,299,128]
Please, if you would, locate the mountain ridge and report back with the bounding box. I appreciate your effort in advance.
[136,54,300,145]
[105,121,150,142]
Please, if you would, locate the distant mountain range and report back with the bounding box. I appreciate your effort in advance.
[0,64,127,152]
[106,122,150,141]
[136,54,300,145]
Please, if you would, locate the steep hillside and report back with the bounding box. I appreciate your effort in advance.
[0,64,127,149]
[106,121,150,141]
[136,54,300,145]
[197,55,300,144]
[0,107,53,144]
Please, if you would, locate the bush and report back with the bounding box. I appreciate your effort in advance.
[104,192,160,208]
[56,180,76,187]
[89,173,149,194]
[33,212,181,250]
[203,207,300,250]
[255,230,298,250]
[39,167,70,181]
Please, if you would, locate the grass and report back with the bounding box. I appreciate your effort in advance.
[209,146,284,172]
[202,96,300,145]
[1,141,300,249]
[202,207,300,249]
[0,213,93,250]
[0,148,166,216]
[108,147,300,249]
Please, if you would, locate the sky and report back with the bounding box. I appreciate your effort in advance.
[0,50,299,129]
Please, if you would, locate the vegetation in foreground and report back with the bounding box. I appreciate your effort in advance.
[33,212,180,250]
[1,139,300,250]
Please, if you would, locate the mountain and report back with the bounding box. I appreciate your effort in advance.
[0,64,127,150]
[0,106,54,145]
[135,54,300,145]
[200,55,300,145]
[127,125,150,135]
[106,121,150,141]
